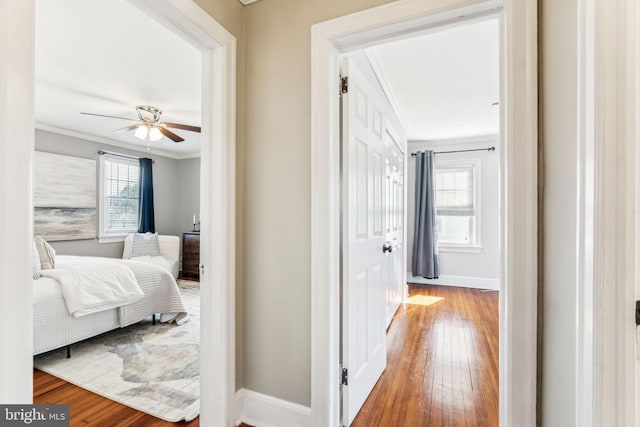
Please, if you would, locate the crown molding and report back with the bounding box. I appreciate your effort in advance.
[35,122,201,160]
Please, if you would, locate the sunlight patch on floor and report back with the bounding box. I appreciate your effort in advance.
[405,294,444,306]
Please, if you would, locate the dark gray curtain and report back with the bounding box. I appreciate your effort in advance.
[137,158,155,233]
[412,151,439,278]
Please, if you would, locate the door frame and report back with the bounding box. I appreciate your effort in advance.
[310,0,537,425]
[583,0,639,424]
[0,0,237,425]
[572,0,638,424]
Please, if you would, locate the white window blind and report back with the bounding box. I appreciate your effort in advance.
[434,162,478,246]
[101,155,139,235]
[435,167,475,216]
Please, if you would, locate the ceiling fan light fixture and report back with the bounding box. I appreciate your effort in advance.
[148,126,163,141]
[134,124,149,140]
[134,124,163,142]
[136,105,162,122]
[81,105,199,145]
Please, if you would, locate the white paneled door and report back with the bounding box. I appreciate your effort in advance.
[341,57,396,426]
[384,130,405,327]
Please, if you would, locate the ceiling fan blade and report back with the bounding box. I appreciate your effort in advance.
[80,112,137,121]
[163,122,201,133]
[113,124,141,133]
[158,127,184,143]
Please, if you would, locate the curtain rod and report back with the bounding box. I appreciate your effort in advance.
[98,150,155,164]
[410,146,496,157]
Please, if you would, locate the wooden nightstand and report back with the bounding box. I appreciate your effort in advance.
[181,232,200,280]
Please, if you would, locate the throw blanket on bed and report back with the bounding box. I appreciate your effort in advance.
[41,257,144,317]
[119,259,189,326]
[33,256,189,355]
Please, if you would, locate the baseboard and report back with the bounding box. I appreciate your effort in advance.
[235,388,311,427]
[408,274,500,291]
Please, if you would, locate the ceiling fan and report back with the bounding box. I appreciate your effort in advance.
[80,105,201,146]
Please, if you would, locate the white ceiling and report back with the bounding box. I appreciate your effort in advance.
[35,2,494,155]
[35,0,202,157]
[366,17,499,141]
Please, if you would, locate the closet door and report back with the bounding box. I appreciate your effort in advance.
[384,129,405,327]
[341,57,387,426]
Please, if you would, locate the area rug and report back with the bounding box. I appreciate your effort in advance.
[34,282,200,422]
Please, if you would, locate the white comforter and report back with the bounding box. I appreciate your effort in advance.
[33,255,189,355]
[41,257,144,317]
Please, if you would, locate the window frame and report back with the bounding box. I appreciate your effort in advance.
[434,157,482,252]
[98,153,140,243]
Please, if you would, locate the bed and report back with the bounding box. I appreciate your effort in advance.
[33,255,188,355]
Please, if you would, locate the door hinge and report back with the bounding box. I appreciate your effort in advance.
[341,76,348,94]
[341,367,348,386]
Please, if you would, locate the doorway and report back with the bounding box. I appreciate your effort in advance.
[310,0,537,425]
[0,0,236,425]
[340,15,500,425]
[32,2,205,417]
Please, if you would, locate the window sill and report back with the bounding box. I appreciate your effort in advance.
[98,234,130,244]
[438,244,483,254]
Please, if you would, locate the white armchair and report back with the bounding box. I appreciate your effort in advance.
[123,234,180,279]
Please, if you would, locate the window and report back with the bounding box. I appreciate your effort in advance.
[434,159,480,249]
[99,154,139,239]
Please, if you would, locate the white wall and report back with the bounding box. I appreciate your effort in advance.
[407,136,500,290]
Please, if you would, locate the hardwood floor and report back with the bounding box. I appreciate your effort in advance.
[351,284,499,427]
[34,369,199,427]
[34,284,496,427]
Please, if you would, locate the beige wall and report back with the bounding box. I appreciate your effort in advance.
[242,0,393,406]
[196,0,399,406]
[195,0,244,36]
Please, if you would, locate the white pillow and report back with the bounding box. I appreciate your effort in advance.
[32,241,42,279]
[131,232,161,257]
[34,236,55,270]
